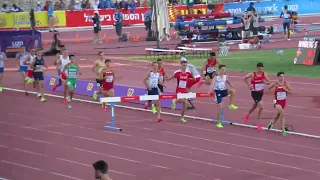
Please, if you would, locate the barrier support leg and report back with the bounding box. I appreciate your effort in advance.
[212,107,232,125]
[104,103,122,131]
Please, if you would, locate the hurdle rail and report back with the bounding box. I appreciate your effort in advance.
[100,92,231,131]
[3,87,320,139]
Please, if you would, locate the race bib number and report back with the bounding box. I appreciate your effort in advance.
[178,80,187,88]
[207,67,215,73]
[277,92,286,100]
[105,76,113,82]
[255,83,264,91]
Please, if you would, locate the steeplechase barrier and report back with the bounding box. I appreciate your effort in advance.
[100,92,231,132]
[3,87,320,139]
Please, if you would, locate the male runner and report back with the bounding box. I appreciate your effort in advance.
[52,45,65,92]
[100,59,115,112]
[268,72,292,135]
[56,47,70,104]
[93,51,106,100]
[208,64,238,128]
[243,62,270,130]
[31,48,48,102]
[143,62,162,122]
[157,59,167,93]
[24,47,39,96]
[63,54,81,108]
[0,46,8,92]
[16,45,32,94]
[92,160,112,180]
[167,60,194,123]
[280,5,292,40]
[181,57,201,92]
[198,52,220,87]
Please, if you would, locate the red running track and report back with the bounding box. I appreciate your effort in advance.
[1,91,320,180]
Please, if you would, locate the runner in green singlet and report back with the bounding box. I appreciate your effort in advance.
[63,54,81,108]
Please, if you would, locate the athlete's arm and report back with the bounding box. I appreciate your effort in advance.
[279,11,284,18]
[15,53,20,66]
[77,64,82,75]
[207,77,215,95]
[244,73,253,89]
[23,55,30,65]
[268,81,276,91]
[98,68,104,80]
[285,82,292,93]
[226,76,233,88]
[201,61,207,78]
[2,53,7,61]
[264,73,271,85]
[92,61,98,75]
[143,72,151,90]
[62,63,69,77]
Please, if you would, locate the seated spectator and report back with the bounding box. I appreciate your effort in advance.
[1,4,11,13]
[81,0,91,9]
[169,0,179,6]
[68,0,75,10]
[12,4,23,12]
[141,0,149,7]
[43,1,49,11]
[74,1,82,10]
[35,2,43,11]
[134,0,140,7]
[119,0,127,9]
[54,1,61,10]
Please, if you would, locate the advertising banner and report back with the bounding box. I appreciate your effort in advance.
[0,30,42,57]
[44,76,182,110]
[223,0,320,16]
[0,11,66,30]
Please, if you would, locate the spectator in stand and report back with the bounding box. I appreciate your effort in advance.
[59,0,66,10]
[68,0,76,10]
[74,1,82,10]
[134,0,140,7]
[12,4,23,12]
[246,2,255,17]
[1,4,11,13]
[169,0,179,6]
[114,7,123,40]
[128,0,136,13]
[98,0,112,9]
[54,1,61,10]
[92,160,112,180]
[81,0,91,9]
[43,1,50,11]
[92,11,102,44]
[141,0,149,7]
[35,2,43,11]
[119,0,127,9]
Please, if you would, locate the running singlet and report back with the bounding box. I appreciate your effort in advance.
[102,71,114,90]
[206,58,217,73]
[33,57,44,72]
[26,55,36,66]
[96,61,106,76]
[186,63,200,77]
[60,55,70,74]
[282,11,291,23]
[159,67,165,83]
[274,82,287,108]
[18,52,28,66]
[251,72,265,92]
[0,52,4,68]
[67,65,78,79]
[148,71,160,88]
[173,70,192,93]
[214,75,227,90]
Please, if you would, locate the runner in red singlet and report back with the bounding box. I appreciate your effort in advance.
[243,62,270,130]
[268,72,292,135]
[199,52,220,87]
[100,59,115,112]
[166,60,194,123]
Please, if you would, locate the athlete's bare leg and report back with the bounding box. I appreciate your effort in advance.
[257,102,264,125]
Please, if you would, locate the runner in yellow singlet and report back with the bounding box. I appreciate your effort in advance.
[92,51,106,100]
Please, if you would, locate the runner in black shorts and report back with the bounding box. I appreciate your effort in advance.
[31,48,48,102]
[243,62,270,130]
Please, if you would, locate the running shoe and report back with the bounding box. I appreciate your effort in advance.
[157,116,162,122]
[216,123,223,128]
[180,118,187,123]
[40,97,46,102]
[267,120,274,130]
[101,103,105,108]
[151,105,157,114]
[93,91,98,100]
[103,108,107,112]
[63,99,67,104]
[282,130,288,136]
[25,92,28,96]
[257,124,263,130]
[244,113,249,123]
[67,96,71,103]
[52,85,57,92]
[229,104,238,110]
[37,93,41,97]
[0,87,2,92]
[27,78,32,84]
[144,104,148,110]
[68,103,72,108]
[171,100,176,110]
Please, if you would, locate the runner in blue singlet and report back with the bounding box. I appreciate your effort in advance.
[280,5,292,40]
[16,45,32,94]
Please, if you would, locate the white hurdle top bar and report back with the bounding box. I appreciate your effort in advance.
[100,92,215,103]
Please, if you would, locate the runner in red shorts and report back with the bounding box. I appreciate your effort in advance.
[179,57,201,92]
[24,47,38,95]
[100,59,115,112]
[167,60,194,123]
[268,72,292,135]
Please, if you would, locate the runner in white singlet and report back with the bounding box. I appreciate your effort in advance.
[16,46,31,94]
[0,46,8,92]
[23,47,40,96]
[57,47,70,104]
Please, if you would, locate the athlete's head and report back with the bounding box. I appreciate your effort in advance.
[180,60,188,71]
[36,48,43,56]
[209,52,216,60]
[152,61,158,71]
[98,51,104,59]
[283,5,288,10]
[61,47,68,56]
[105,59,111,66]
[157,59,162,68]
[277,72,285,81]
[29,47,36,55]
[92,160,108,179]
[69,54,75,63]
[20,45,26,53]
[218,64,226,74]
[256,62,264,72]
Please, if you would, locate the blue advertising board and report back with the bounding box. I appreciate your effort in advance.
[223,0,320,16]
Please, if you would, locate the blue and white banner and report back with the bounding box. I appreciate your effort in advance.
[223,0,320,16]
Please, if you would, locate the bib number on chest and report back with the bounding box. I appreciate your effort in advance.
[179,80,187,88]
[207,67,215,73]
[255,83,264,91]
[105,76,113,82]
[277,92,286,100]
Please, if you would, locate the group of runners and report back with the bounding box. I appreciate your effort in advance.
[0,46,291,135]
